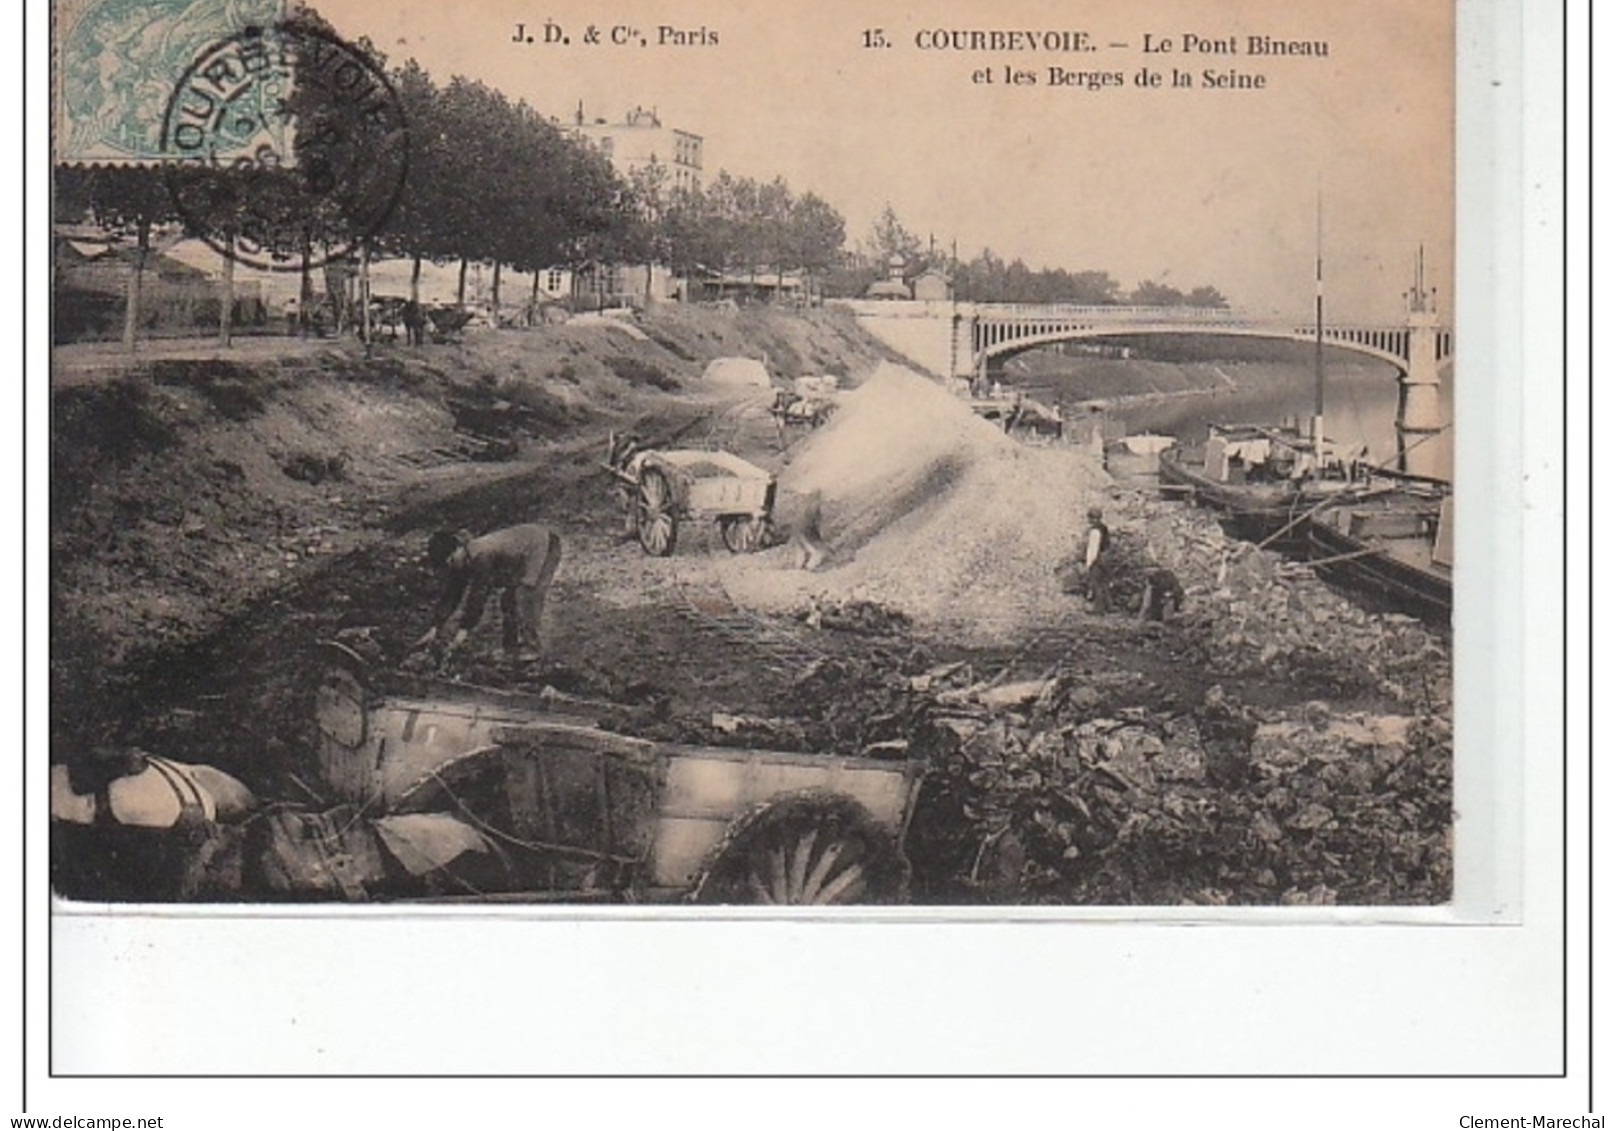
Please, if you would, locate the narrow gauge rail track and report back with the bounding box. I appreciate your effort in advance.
[668,571,828,676]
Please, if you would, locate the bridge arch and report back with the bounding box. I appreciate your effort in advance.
[977,323,1414,378]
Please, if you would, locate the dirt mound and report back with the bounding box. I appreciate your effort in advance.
[700,357,772,389]
[719,364,1110,640]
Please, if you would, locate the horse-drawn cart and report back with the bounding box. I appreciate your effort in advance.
[769,389,835,450]
[605,436,777,557]
[314,643,926,903]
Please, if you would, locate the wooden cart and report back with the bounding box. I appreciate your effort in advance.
[607,442,777,557]
[314,643,927,903]
[769,390,834,450]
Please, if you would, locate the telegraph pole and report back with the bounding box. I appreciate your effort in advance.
[1312,189,1325,442]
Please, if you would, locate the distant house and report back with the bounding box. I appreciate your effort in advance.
[691,269,805,305]
[864,253,912,300]
[54,230,267,341]
[559,105,705,303]
[567,260,681,309]
[563,104,703,193]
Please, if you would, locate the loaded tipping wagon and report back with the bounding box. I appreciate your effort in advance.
[605,433,777,556]
[313,642,927,903]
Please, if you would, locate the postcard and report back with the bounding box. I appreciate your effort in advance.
[33,0,1585,1100]
[45,0,1471,915]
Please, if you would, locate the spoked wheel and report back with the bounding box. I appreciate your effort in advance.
[691,793,909,905]
[719,516,768,554]
[635,468,678,556]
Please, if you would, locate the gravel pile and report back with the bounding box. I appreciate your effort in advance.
[719,363,1110,642]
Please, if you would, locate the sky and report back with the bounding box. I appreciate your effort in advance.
[308,0,1455,323]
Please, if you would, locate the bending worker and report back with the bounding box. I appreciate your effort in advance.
[1137,565,1186,623]
[415,523,564,661]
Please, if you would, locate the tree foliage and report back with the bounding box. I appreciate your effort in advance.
[1126,279,1227,308]
[823,199,1233,306]
[625,169,847,293]
[378,72,632,279]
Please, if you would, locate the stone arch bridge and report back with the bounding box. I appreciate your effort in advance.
[838,299,1451,387]
[838,297,1452,458]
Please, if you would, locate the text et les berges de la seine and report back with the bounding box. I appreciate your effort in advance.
[508,21,1331,93]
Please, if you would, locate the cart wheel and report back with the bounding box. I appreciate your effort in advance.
[719,516,767,554]
[635,468,677,556]
[691,793,909,905]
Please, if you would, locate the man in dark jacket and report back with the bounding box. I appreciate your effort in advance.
[403,300,428,346]
[415,524,564,661]
[1082,506,1114,613]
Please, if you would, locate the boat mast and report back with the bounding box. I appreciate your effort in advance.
[1312,188,1325,443]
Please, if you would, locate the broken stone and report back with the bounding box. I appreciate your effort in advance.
[1289,803,1335,831]
[977,679,1057,709]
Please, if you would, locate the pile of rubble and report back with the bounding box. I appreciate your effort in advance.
[796,596,912,637]
[902,662,1452,905]
[617,633,1451,905]
[1127,497,1452,707]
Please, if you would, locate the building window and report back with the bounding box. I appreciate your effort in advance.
[546,269,564,293]
[589,264,623,295]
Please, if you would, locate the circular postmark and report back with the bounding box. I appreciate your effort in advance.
[160,21,408,271]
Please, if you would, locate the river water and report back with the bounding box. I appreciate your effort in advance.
[1008,344,1454,481]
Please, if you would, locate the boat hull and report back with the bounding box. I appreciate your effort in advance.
[1157,451,1324,544]
[1304,516,1452,622]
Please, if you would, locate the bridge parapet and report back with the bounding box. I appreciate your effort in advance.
[969,302,1253,323]
[834,297,1452,380]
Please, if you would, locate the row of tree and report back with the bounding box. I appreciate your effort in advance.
[823,204,1229,307]
[631,168,846,298]
[54,12,851,345]
[386,59,634,316]
[55,8,1228,350]
[956,255,1228,307]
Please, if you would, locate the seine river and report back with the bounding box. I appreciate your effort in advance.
[1007,341,1454,481]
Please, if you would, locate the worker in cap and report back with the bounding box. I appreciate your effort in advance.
[415,524,564,662]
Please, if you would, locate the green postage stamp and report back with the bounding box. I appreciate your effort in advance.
[56,0,286,162]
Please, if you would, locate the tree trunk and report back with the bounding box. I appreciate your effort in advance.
[410,252,422,306]
[359,241,372,344]
[218,238,235,347]
[456,257,468,309]
[298,232,313,338]
[122,219,149,351]
[491,261,502,327]
[530,271,541,325]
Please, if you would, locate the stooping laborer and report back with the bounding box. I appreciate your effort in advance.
[1137,565,1187,623]
[415,523,564,662]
